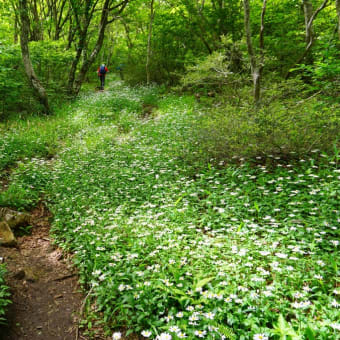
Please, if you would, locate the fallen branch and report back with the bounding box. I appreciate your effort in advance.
[53,273,77,282]
[295,91,321,106]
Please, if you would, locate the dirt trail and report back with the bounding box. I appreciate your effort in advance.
[0,204,88,340]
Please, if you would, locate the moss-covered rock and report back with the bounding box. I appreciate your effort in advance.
[0,208,30,229]
[0,221,16,247]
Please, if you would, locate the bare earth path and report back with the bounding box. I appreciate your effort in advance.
[0,204,88,340]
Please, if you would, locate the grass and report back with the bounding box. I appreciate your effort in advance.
[0,77,339,339]
[0,264,11,325]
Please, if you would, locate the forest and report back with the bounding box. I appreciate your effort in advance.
[0,0,339,339]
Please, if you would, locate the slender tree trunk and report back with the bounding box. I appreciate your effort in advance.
[54,0,68,40]
[30,0,44,41]
[196,0,219,48]
[68,30,88,93]
[73,0,129,94]
[243,0,267,105]
[303,0,313,44]
[66,16,75,49]
[14,15,19,44]
[122,19,133,63]
[258,0,267,101]
[106,25,115,65]
[73,0,111,94]
[67,0,94,93]
[285,0,329,79]
[19,0,50,114]
[303,0,314,64]
[336,0,340,40]
[146,0,155,85]
[178,8,212,54]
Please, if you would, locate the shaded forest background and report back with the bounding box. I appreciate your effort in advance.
[0,0,339,160]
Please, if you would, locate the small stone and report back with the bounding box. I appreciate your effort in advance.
[24,268,38,282]
[0,208,30,229]
[0,221,17,247]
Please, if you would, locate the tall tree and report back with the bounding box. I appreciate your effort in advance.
[18,0,50,113]
[336,0,340,40]
[73,0,130,94]
[68,0,130,94]
[29,0,44,40]
[285,0,329,78]
[146,0,155,84]
[181,0,214,53]
[243,0,267,105]
[67,0,98,93]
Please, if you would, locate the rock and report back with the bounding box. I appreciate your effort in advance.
[0,208,30,229]
[0,221,17,246]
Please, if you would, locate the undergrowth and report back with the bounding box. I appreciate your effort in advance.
[0,79,339,339]
[0,264,11,325]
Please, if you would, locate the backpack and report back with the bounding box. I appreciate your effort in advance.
[99,65,107,75]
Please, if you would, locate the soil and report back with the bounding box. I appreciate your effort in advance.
[0,204,90,340]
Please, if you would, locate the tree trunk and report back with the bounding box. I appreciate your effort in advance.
[243,0,267,105]
[285,0,329,78]
[66,16,75,49]
[146,0,155,85]
[121,19,133,63]
[302,0,314,64]
[106,25,115,65]
[14,15,19,44]
[30,0,44,41]
[72,0,129,94]
[73,0,111,94]
[336,0,340,40]
[67,0,95,93]
[195,0,219,48]
[19,0,50,114]
[183,1,214,53]
[303,0,313,44]
[54,0,68,40]
[177,7,212,54]
[67,29,88,93]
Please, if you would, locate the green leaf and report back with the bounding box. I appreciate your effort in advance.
[212,322,236,340]
[273,315,302,340]
[304,326,316,340]
[194,277,214,290]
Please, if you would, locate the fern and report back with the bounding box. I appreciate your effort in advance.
[212,322,236,340]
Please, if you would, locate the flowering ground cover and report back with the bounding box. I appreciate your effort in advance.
[0,81,339,339]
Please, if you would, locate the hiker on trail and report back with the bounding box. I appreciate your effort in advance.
[97,63,108,90]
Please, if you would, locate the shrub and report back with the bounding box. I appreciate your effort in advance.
[189,96,339,164]
[179,51,246,100]
[0,264,11,325]
[0,41,74,117]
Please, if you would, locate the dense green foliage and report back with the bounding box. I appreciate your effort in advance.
[0,0,339,113]
[1,81,339,339]
[0,264,11,325]
[0,40,74,116]
[0,0,339,336]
